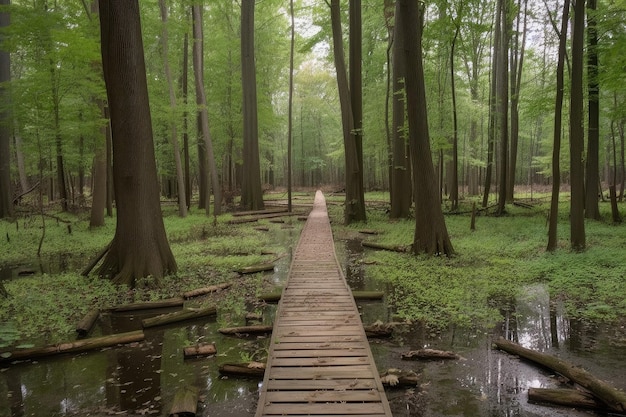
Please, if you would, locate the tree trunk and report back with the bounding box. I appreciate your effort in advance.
[14,134,28,194]
[483,6,499,208]
[528,388,602,410]
[90,101,108,228]
[141,306,217,329]
[547,0,569,252]
[399,0,454,256]
[495,338,626,413]
[570,0,586,250]
[181,31,191,210]
[192,4,222,215]
[584,0,600,220]
[0,0,12,219]
[97,0,177,286]
[159,0,187,218]
[240,1,264,211]
[329,0,365,225]
[390,0,411,219]
[449,24,460,211]
[496,0,509,215]
[287,0,294,212]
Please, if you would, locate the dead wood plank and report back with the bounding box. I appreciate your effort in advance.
[141,306,216,328]
[0,330,145,363]
[265,389,381,403]
[261,402,385,415]
[109,297,184,312]
[182,282,231,299]
[494,338,626,413]
[265,379,377,391]
[270,356,370,367]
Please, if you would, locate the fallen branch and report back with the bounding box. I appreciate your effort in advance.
[81,242,112,277]
[494,338,626,413]
[235,263,274,275]
[109,297,184,312]
[0,330,144,363]
[76,308,100,337]
[528,388,602,410]
[401,349,460,360]
[182,282,231,299]
[168,385,200,417]
[183,343,217,359]
[142,306,217,329]
[232,208,287,217]
[380,369,419,388]
[364,323,393,338]
[361,241,410,253]
[218,362,265,378]
[218,325,273,336]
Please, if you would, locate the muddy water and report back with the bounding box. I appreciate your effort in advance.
[1,237,625,417]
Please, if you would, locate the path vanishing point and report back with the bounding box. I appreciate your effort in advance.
[255,190,393,417]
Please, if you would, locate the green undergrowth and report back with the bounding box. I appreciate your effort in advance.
[0,198,307,346]
[329,194,626,332]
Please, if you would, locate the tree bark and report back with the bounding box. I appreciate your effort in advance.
[159,0,187,218]
[192,4,222,216]
[584,0,600,220]
[0,0,12,219]
[495,338,626,413]
[547,0,570,252]
[97,0,177,286]
[240,1,264,211]
[390,0,411,219]
[496,0,509,215]
[569,0,586,250]
[399,0,454,256]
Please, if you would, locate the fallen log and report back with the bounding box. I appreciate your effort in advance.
[218,325,273,336]
[361,241,410,253]
[528,388,602,410]
[76,308,100,337]
[183,343,217,359]
[245,312,263,323]
[142,306,217,329]
[380,369,419,388]
[0,330,145,363]
[219,362,265,378]
[168,385,200,417]
[182,282,232,299]
[364,324,393,338]
[358,229,380,235]
[232,208,287,217]
[109,297,184,313]
[227,217,259,225]
[494,338,626,413]
[401,349,460,360]
[235,263,274,275]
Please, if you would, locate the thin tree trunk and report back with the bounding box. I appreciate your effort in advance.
[496,0,509,215]
[287,0,294,212]
[547,0,570,252]
[449,24,460,211]
[192,4,221,215]
[159,0,187,218]
[483,11,499,208]
[181,31,191,210]
[584,0,600,220]
[14,134,28,193]
[0,0,11,219]
[569,0,586,250]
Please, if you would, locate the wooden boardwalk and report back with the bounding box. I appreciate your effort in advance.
[256,191,392,417]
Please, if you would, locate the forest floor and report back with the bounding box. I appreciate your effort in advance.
[0,189,625,416]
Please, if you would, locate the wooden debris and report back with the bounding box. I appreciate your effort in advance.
[257,292,282,303]
[142,306,217,329]
[235,263,274,275]
[361,241,410,253]
[245,312,263,323]
[0,330,145,363]
[254,226,270,232]
[168,385,200,417]
[358,229,380,235]
[528,388,602,410]
[218,325,273,336]
[401,348,460,360]
[81,242,112,277]
[76,308,100,337]
[494,338,626,413]
[364,322,393,338]
[219,362,265,378]
[232,208,288,217]
[182,282,231,299]
[183,343,217,359]
[109,297,184,312]
[379,369,419,388]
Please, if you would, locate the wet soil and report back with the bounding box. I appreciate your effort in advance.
[1,237,625,417]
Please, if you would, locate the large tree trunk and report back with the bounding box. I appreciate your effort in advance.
[240,1,264,211]
[495,0,509,215]
[449,24,460,212]
[192,4,221,215]
[0,0,12,219]
[97,0,177,286]
[547,0,570,252]
[569,0,586,250]
[399,0,454,256]
[159,0,187,218]
[389,0,411,219]
[483,3,500,208]
[584,0,600,220]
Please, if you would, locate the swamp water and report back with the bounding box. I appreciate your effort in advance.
[1,237,625,417]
